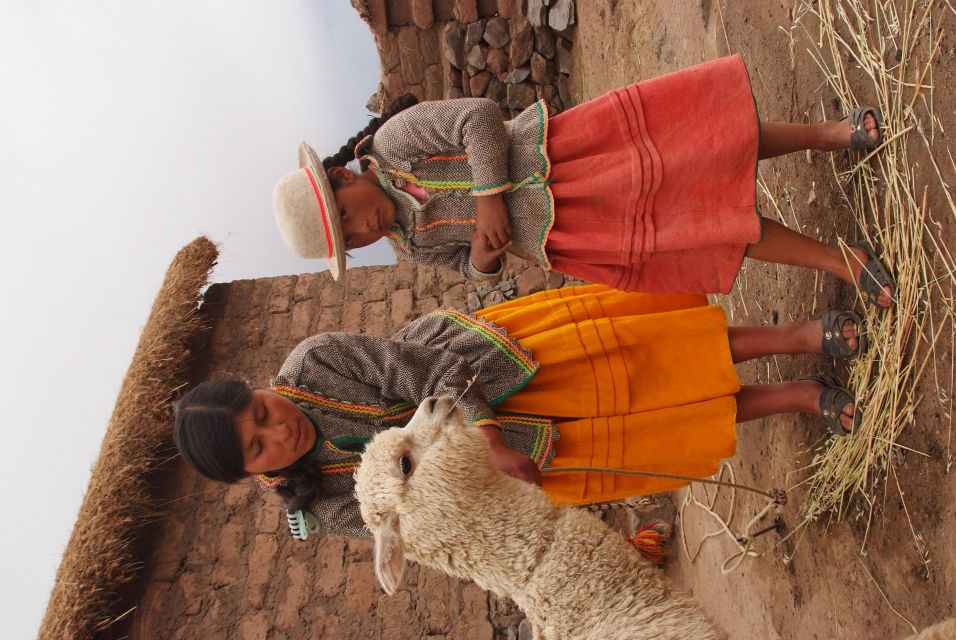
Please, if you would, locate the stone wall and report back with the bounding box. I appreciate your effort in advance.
[360,0,577,117]
[129,258,567,640]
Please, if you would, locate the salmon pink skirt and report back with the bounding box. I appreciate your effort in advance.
[478,285,739,505]
[544,54,762,294]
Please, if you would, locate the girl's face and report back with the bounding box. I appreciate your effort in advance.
[329,167,397,250]
[233,389,318,474]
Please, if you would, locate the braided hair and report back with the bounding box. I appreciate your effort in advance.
[322,93,419,172]
[173,378,322,512]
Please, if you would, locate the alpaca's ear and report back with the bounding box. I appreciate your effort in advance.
[372,513,405,595]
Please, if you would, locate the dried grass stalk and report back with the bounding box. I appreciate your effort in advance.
[792,0,955,557]
[37,237,218,640]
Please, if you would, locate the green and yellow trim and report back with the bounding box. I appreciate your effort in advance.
[272,385,416,422]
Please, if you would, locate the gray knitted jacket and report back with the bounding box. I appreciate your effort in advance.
[267,308,558,538]
[356,97,555,280]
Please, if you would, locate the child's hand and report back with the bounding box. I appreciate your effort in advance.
[488,443,542,486]
[471,193,512,273]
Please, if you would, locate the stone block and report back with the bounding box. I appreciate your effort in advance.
[315,537,346,597]
[530,51,557,83]
[254,502,282,534]
[534,26,556,58]
[378,590,420,638]
[557,73,572,108]
[425,63,444,100]
[289,301,313,341]
[442,22,466,69]
[556,36,573,74]
[509,17,534,68]
[268,276,295,313]
[485,46,509,75]
[466,44,487,70]
[527,0,548,27]
[503,66,531,84]
[465,19,486,47]
[445,85,465,99]
[419,24,442,65]
[411,0,434,28]
[366,268,388,302]
[365,0,388,34]
[223,481,252,509]
[515,265,547,297]
[364,300,389,335]
[387,0,413,25]
[390,288,415,326]
[376,31,401,72]
[548,0,575,30]
[443,59,463,88]
[485,76,506,102]
[179,572,206,615]
[417,296,440,314]
[454,0,479,22]
[275,563,311,631]
[442,283,469,308]
[398,26,426,85]
[384,70,406,101]
[496,0,517,17]
[245,534,278,607]
[341,299,365,333]
[469,70,491,97]
[483,16,509,48]
[344,562,379,614]
[241,612,271,640]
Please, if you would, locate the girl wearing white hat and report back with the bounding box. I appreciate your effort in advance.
[273,55,893,307]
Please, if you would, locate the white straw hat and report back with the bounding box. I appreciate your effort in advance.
[273,142,347,279]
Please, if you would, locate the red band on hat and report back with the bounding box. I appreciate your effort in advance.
[303,166,334,259]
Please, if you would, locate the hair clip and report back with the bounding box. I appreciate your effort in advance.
[287,509,318,541]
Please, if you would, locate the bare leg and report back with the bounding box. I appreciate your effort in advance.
[727,317,859,364]
[735,381,855,431]
[744,219,893,307]
[758,115,880,160]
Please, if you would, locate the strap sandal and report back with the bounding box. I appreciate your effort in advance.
[841,106,883,151]
[847,241,896,308]
[801,373,859,437]
[821,310,866,359]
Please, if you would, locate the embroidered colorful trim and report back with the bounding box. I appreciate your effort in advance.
[272,385,417,422]
[532,99,555,270]
[499,414,556,468]
[255,473,288,490]
[472,179,514,195]
[429,310,537,375]
[415,218,477,232]
[420,153,468,162]
[471,418,502,429]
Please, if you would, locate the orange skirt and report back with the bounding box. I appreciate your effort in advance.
[478,285,739,505]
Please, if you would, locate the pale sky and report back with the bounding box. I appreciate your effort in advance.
[0,2,393,637]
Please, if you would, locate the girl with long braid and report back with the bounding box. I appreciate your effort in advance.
[175,285,865,540]
[273,55,894,307]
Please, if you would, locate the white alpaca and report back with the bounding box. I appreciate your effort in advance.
[355,395,725,640]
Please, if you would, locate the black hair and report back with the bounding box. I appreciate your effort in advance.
[322,93,420,172]
[173,379,321,512]
[173,379,251,483]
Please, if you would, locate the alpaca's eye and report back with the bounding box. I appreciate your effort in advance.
[399,455,413,476]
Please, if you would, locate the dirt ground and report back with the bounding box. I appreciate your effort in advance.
[568,2,956,638]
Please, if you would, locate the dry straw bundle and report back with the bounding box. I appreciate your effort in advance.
[788,0,955,559]
[38,237,218,640]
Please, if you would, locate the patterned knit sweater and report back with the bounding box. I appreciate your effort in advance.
[267,310,558,538]
[356,97,555,280]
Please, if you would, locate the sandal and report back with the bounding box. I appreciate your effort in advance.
[847,241,896,308]
[821,310,866,359]
[841,106,883,151]
[801,373,859,437]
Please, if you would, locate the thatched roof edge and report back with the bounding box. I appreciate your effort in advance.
[37,237,219,640]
